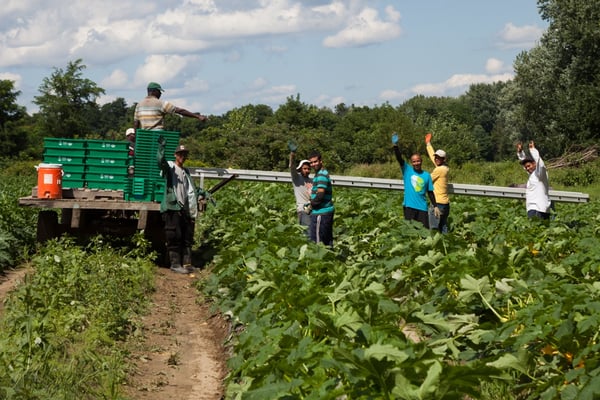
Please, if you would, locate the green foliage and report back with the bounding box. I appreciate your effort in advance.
[0,161,38,271]
[199,180,600,399]
[0,237,155,399]
[507,0,600,157]
[33,59,105,139]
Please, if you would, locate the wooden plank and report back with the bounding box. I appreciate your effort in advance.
[138,209,148,230]
[18,196,161,211]
[71,208,81,228]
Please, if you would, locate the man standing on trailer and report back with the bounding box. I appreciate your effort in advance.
[134,82,207,130]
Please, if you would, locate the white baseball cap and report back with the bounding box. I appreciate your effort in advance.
[125,128,135,137]
[296,159,310,171]
[434,149,446,158]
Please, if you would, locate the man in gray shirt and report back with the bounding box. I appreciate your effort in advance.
[288,141,312,230]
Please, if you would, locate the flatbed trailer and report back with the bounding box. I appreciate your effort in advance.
[18,188,166,251]
[18,172,238,260]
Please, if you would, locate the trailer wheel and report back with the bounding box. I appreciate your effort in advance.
[37,210,59,242]
[145,211,168,267]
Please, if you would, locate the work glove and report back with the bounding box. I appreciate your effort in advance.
[288,140,298,153]
[391,132,399,145]
[433,206,441,219]
[425,133,432,144]
[303,203,312,214]
[158,135,166,146]
[197,188,216,206]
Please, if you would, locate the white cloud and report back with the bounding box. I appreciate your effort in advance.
[0,72,22,88]
[249,77,268,90]
[101,69,129,89]
[133,54,190,88]
[485,58,508,74]
[313,94,345,108]
[411,72,514,96]
[379,89,409,102]
[497,22,544,49]
[323,6,402,48]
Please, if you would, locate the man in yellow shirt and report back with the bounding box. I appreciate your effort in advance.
[425,133,450,233]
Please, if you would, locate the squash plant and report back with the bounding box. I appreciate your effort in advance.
[199,182,600,399]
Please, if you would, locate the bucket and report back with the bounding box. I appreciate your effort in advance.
[36,163,63,199]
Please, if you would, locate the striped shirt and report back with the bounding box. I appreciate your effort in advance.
[310,169,334,215]
[134,96,177,130]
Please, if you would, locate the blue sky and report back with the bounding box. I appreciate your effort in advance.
[0,0,546,116]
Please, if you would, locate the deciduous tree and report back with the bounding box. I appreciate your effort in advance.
[33,59,104,138]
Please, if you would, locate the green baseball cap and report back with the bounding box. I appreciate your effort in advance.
[147,82,164,92]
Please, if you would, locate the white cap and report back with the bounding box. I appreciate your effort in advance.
[296,159,310,171]
[434,149,446,158]
[126,128,135,137]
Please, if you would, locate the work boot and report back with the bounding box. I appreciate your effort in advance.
[169,251,187,274]
[182,247,194,273]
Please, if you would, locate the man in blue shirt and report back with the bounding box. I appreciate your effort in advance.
[392,133,438,228]
[307,150,334,247]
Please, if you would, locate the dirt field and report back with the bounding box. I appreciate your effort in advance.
[0,266,229,400]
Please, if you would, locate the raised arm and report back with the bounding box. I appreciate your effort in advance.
[425,133,436,165]
[391,132,404,167]
[516,141,526,161]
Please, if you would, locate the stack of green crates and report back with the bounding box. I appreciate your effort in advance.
[42,138,132,190]
[126,129,180,202]
[86,139,131,190]
[43,138,87,189]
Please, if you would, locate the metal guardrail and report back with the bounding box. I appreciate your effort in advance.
[189,168,590,203]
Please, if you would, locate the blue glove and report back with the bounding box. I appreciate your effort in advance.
[391,132,399,145]
[288,140,298,152]
[197,189,216,206]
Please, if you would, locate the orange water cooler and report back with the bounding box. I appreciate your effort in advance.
[36,163,63,199]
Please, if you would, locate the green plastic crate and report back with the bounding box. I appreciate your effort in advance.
[62,172,85,180]
[44,147,87,157]
[86,139,129,151]
[85,164,128,175]
[86,172,127,182]
[61,164,86,173]
[43,138,86,150]
[86,148,130,159]
[43,155,86,165]
[62,178,85,189]
[87,179,127,190]
[86,156,131,167]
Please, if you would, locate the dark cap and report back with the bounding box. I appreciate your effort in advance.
[175,145,189,154]
[147,82,164,92]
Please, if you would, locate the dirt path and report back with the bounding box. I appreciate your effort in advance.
[0,266,31,313]
[0,265,229,400]
[124,267,229,399]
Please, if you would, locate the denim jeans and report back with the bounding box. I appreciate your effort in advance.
[437,203,450,233]
[527,209,550,219]
[309,212,334,247]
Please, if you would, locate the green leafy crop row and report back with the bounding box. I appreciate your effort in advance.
[0,237,156,400]
[199,182,600,399]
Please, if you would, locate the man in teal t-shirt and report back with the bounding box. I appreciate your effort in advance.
[392,133,438,228]
[307,150,334,247]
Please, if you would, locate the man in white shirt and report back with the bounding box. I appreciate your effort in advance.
[517,141,552,219]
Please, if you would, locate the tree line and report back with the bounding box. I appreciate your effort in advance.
[0,0,598,173]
